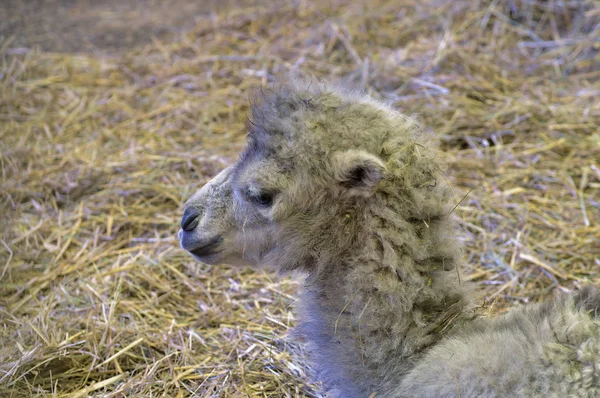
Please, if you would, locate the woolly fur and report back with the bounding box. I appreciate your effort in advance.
[181,78,600,397]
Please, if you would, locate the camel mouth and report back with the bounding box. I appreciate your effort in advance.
[184,235,224,257]
[190,245,223,257]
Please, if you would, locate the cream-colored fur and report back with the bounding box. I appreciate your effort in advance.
[179,79,600,397]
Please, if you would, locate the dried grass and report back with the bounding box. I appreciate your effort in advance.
[1,0,599,396]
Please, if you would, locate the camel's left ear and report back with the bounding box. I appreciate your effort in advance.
[332,150,385,196]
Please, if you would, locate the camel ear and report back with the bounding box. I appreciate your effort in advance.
[332,150,385,196]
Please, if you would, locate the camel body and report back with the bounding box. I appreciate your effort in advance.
[179,79,600,397]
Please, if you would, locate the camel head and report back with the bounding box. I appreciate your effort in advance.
[179,80,445,273]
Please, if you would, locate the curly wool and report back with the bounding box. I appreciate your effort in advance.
[182,78,600,397]
[250,80,600,397]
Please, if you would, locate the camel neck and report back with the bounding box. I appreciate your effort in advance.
[295,231,476,397]
[305,255,473,352]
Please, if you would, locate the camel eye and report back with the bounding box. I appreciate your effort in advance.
[254,192,273,206]
[239,187,275,207]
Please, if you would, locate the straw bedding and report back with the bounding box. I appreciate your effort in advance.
[1,0,599,396]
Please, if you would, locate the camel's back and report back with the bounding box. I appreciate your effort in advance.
[396,293,600,397]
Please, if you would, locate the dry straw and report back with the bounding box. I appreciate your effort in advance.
[1,0,599,396]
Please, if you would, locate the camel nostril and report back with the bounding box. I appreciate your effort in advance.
[181,207,201,231]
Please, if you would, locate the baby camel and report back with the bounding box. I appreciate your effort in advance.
[179,79,600,397]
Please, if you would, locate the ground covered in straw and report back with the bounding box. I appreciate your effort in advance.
[1,0,599,396]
